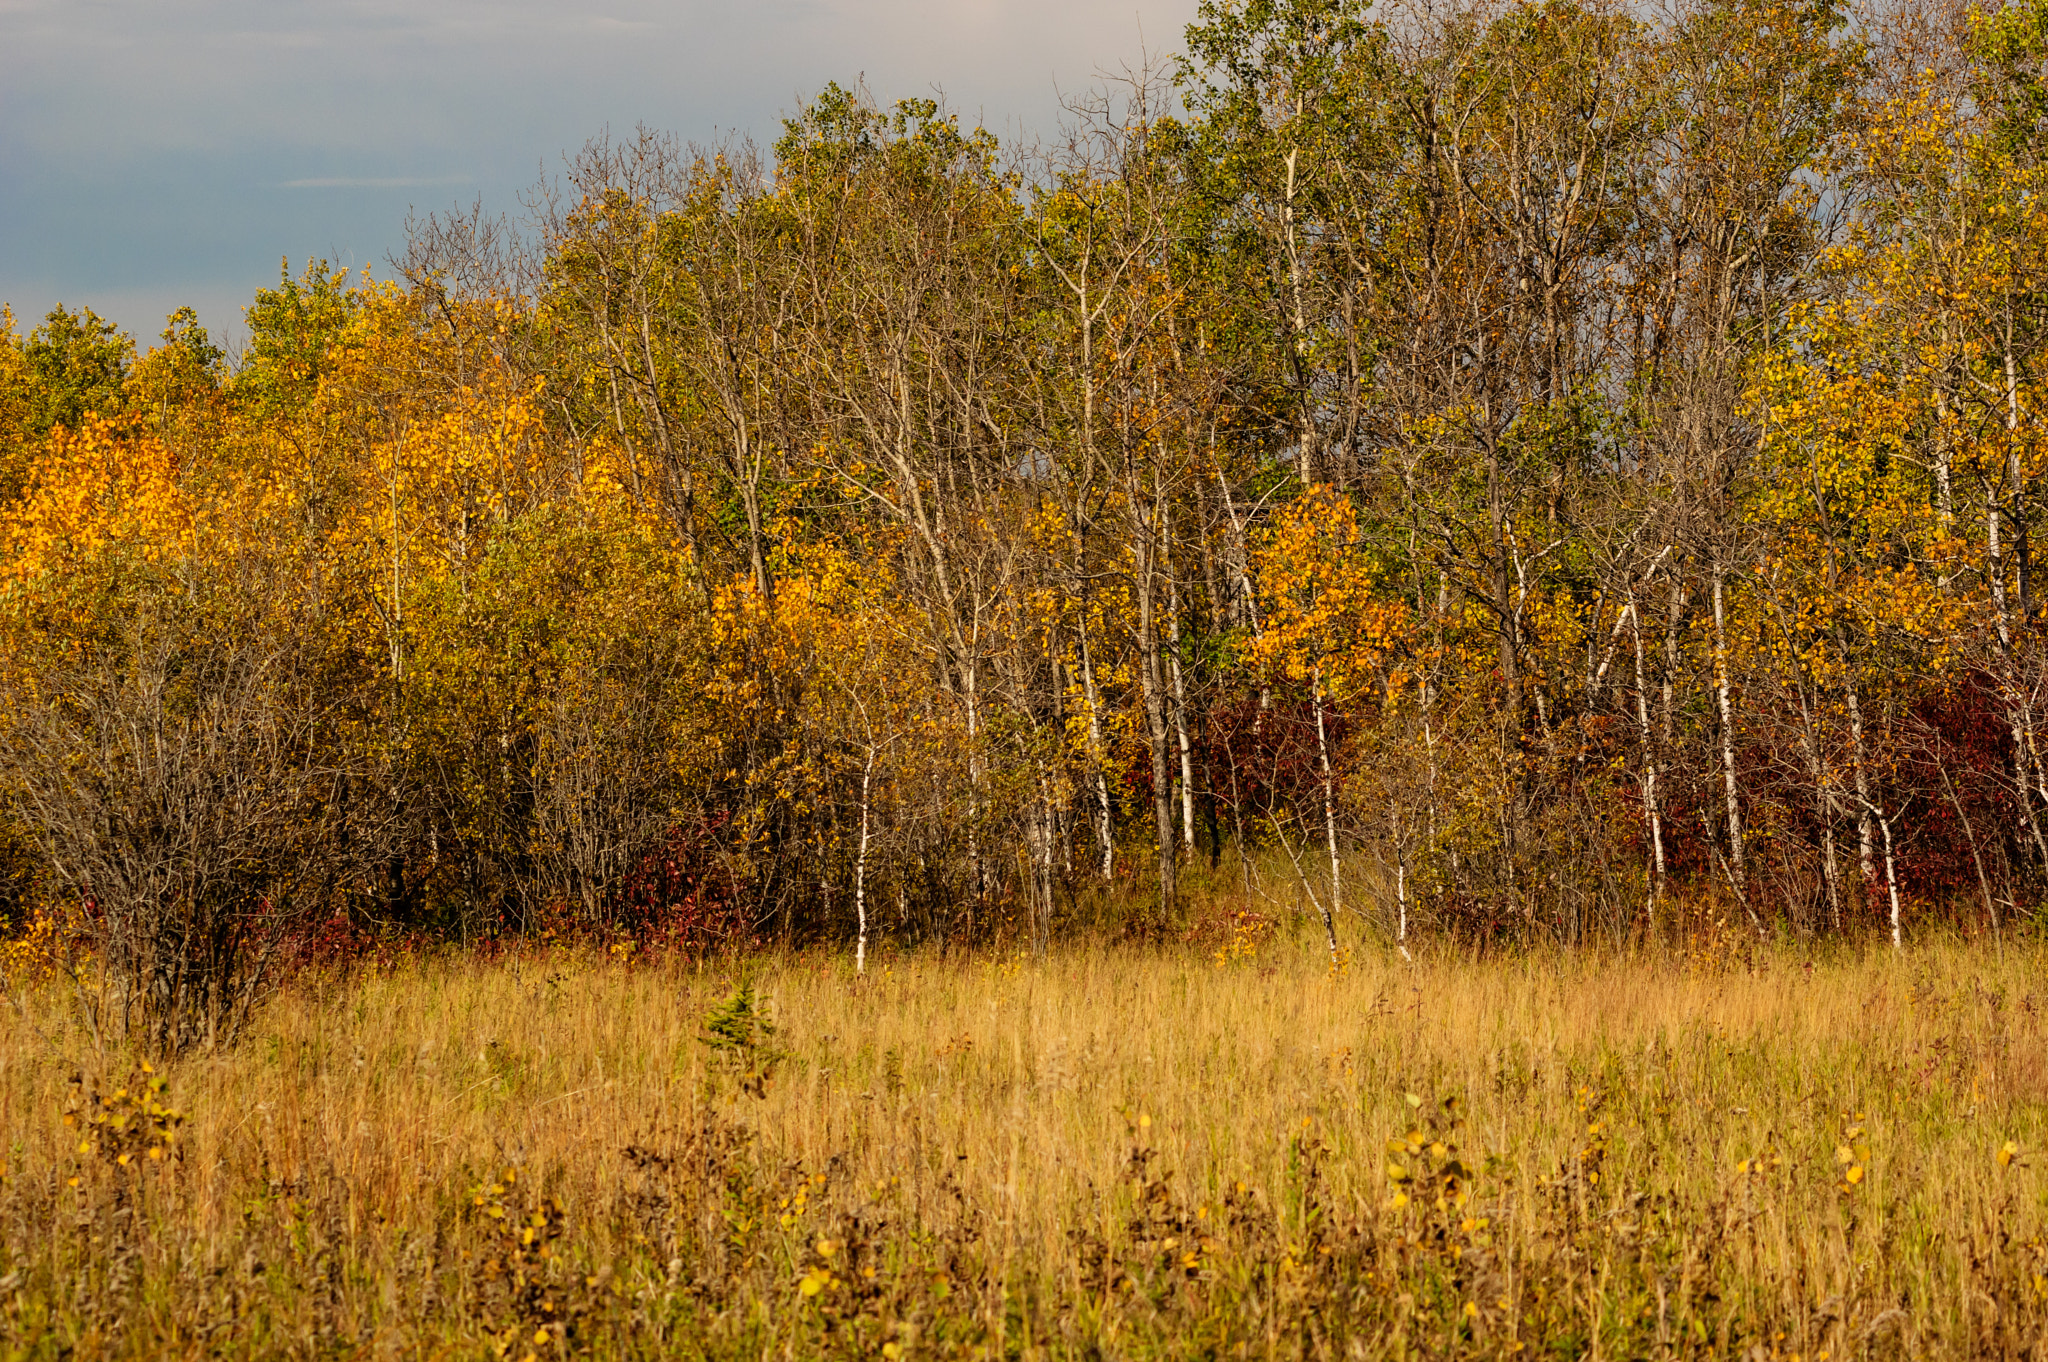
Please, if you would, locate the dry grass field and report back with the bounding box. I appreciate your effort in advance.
[4,925,2048,1358]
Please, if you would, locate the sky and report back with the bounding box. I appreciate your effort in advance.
[1,0,1200,354]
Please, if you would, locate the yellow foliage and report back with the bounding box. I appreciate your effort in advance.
[0,418,192,593]
[1249,486,1411,703]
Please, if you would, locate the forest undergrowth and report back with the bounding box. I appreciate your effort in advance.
[3,901,2046,1359]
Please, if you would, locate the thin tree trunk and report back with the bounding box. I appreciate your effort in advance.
[1875,806,1903,949]
[964,664,983,904]
[1164,510,1197,850]
[1662,571,1684,749]
[1393,808,1412,962]
[2009,336,2033,620]
[1076,608,1115,880]
[1313,665,1343,932]
[1629,599,1666,934]
[1989,384,2048,868]
[1711,560,1755,930]
[1933,382,1955,532]
[1029,778,1055,957]
[1820,817,1842,935]
[1938,760,1999,937]
[1842,644,1878,899]
[1268,811,1337,959]
[739,467,773,606]
[1137,533,1178,914]
[1282,138,1317,486]
[854,751,872,974]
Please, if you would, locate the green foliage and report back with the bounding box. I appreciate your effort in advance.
[1973,0,2048,160]
[0,307,33,506]
[21,304,132,440]
[701,977,782,1097]
[158,306,223,376]
[775,80,887,179]
[235,257,359,415]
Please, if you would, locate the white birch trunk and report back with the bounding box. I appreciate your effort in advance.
[1712,563,1755,930]
[1313,665,1342,931]
[1629,599,1666,931]
[854,752,872,974]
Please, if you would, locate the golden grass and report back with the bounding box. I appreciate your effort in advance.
[5,931,2048,1357]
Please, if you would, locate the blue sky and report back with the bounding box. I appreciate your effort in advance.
[2,0,1197,353]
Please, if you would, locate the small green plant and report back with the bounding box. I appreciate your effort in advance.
[701,977,783,1098]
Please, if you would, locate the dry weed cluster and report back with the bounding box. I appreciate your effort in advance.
[2,937,2047,1358]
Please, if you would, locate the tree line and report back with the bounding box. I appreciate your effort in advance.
[2,0,2043,1048]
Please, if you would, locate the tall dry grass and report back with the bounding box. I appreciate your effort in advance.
[4,927,2047,1357]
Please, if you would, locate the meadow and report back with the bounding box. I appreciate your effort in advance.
[3,917,2046,1360]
